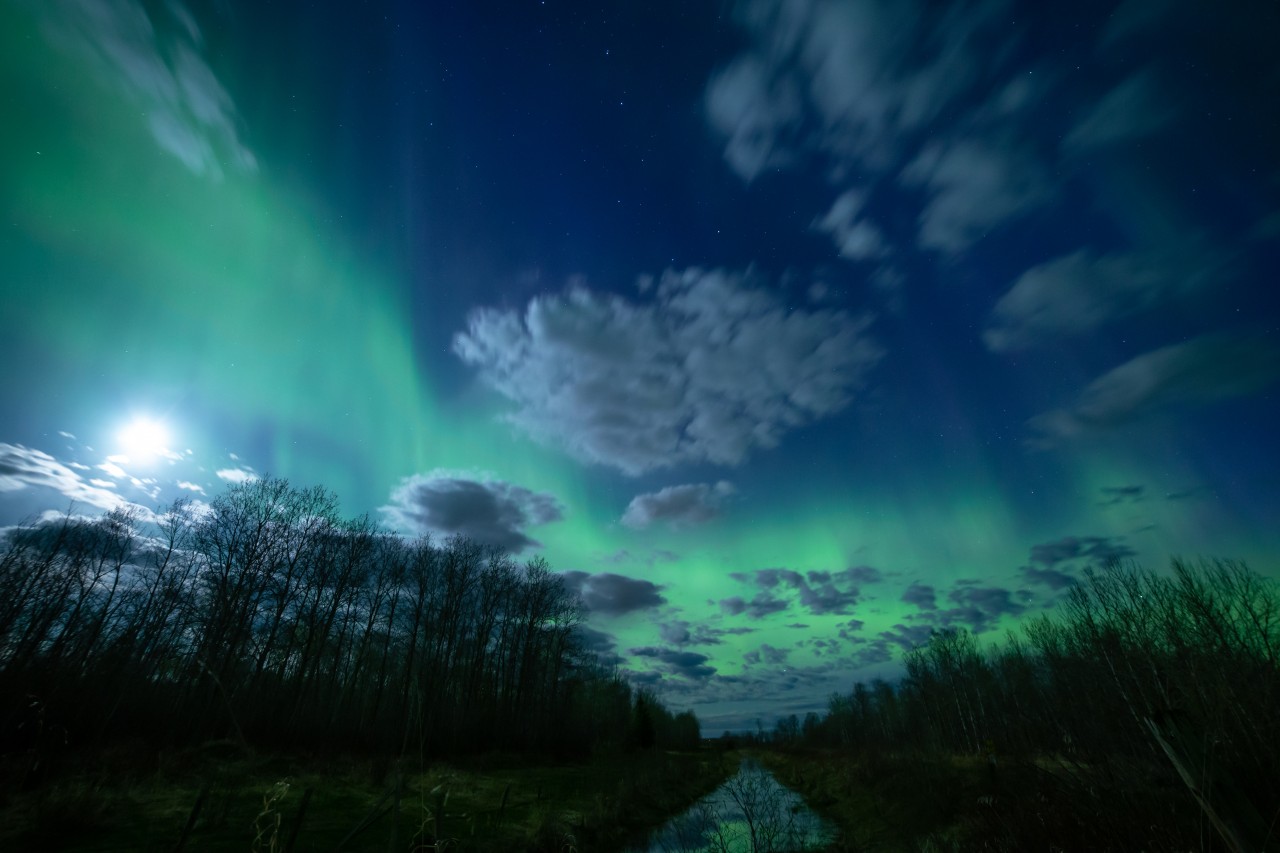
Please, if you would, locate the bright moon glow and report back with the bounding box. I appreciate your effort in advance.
[117,417,173,462]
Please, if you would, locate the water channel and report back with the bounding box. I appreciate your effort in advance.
[627,757,835,853]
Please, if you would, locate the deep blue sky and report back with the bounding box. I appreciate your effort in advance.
[2,0,1279,730]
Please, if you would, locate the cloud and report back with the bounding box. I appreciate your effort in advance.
[575,626,624,667]
[176,480,205,494]
[704,0,1011,179]
[1098,485,1144,507]
[216,467,259,484]
[719,594,788,620]
[561,571,667,616]
[902,135,1051,252]
[734,566,872,616]
[0,443,139,512]
[454,268,883,475]
[381,472,563,553]
[1064,67,1178,152]
[936,585,1026,633]
[38,0,255,178]
[628,646,718,681]
[1030,333,1280,444]
[983,249,1221,352]
[659,620,755,646]
[901,582,937,611]
[813,190,887,260]
[622,481,734,529]
[1029,535,1135,569]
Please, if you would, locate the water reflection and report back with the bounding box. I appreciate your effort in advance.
[630,758,834,853]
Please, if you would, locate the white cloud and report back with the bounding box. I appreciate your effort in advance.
[622,482,735,530]
[98,461,127,478]
[176,480,205,493]
[0,443,139,512]
[454,268,883,475]
[215,467,259,484]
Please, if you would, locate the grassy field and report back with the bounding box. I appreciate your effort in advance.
[0,743,736,852]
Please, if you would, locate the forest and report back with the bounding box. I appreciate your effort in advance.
[759,558,1280,851]
[0,477,698,771]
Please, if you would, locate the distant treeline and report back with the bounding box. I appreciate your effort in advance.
[0,478,698,769]
[770,559,1280,849]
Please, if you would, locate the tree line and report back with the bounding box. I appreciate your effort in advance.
[770,558,1279,850]
[0,478,699,776]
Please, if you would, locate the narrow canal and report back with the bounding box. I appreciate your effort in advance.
[627,757,835,852]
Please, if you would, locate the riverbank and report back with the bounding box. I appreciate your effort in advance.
[0,744,737,851]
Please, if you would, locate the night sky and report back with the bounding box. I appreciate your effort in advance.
[3,0,1279,731]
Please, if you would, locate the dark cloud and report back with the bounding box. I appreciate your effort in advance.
[1028,535,1136,574]
[901,582,937,611]
[937,586,1026,633]
[658,620,755,646]
[1099,485,1145,507]
[454,269,883,475]
[381,473,563,553]
[628,646,717,681]
[880,623,936,651]
[574,626,623,667]
[622,481,734,529]
[735,566,874,616]
[561,571,667,616]
[719,593,788,619]
[1022,565,1078,591]
[1029,333,1280,444]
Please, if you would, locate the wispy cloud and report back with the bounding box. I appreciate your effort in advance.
[39,0,255,179]
[1030,333,1280,444]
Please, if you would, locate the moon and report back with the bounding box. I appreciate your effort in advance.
[117,417,173,462]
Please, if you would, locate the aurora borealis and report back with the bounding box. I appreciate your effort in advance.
[2,0,1279,731]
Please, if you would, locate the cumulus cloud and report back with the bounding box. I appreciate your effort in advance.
[984,249,1221,352]
[622,481,734,529]
[381,472,563,553]
[1029,333,1280,444]
[0,443,142,512]
[38,0,255,179]
[561,571,667,616]
[454,268,883,475]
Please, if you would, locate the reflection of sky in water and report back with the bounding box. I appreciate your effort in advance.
[630,758,834,853]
